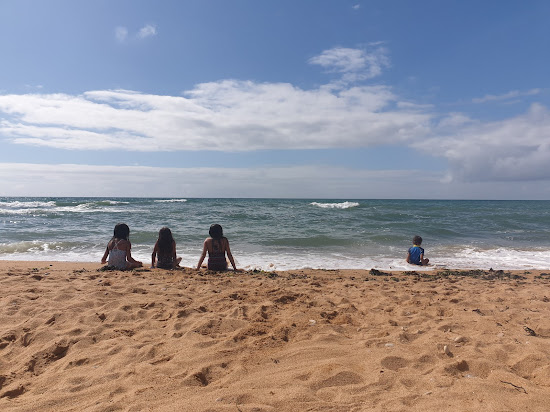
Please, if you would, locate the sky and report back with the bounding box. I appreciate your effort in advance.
[1,0,549,199]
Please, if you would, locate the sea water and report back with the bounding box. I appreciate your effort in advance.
[1,197,549,270]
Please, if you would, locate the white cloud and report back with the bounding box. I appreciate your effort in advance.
[137,24,157,39]
[115,26,128,43]
[472,88,541,104]
[420,103,550,182]
[352,4,361,10]
[0,81,431,152]
[115,24,157,43]
[308,46,390,83]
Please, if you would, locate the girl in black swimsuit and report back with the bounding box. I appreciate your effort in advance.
[196,224,238,271]
[152,227,182,269]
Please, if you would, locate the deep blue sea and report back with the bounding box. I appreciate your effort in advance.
[1,197,549,270]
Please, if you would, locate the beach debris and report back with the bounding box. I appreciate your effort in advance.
[384,343,394,348]
[287,273,308,280]
[454,336,467,343]
[370,269,391,276]
[443,345,451,356]
[404,271,420,276]
[250,269,279,279]
[472,308,485,316]
[308,319,316,326]
[97,265,118,272]
[500,380,527,394]
[436,269,525,281]
[524,326,537,336]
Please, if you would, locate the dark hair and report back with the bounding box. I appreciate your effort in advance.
[157,227,174,256]
[209,224,223,240]
[113,223,130,240]
[413,235,423,245]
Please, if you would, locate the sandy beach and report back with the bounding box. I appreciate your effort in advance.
[1,261,550,411]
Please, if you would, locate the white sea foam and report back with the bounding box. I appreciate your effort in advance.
[310,201,359,209]
[0,200,57,209]
[100,200,130,205]
[2,244,550,271]
[154,199,188,203]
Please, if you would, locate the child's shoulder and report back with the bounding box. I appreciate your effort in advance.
[115,238,131,247]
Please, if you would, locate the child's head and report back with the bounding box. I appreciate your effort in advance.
[157,227,174,254]
[413,235,422,246]
[113,223,130,240]
[158,227,173,241]
[209,224,223,240]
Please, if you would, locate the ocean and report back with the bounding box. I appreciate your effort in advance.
[1,197,549,270]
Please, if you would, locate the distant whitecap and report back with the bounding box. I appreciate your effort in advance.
[310,201,359,209]
[154,199,188,203]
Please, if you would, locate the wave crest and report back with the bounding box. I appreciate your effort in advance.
[154,199,188,203]
[310,201,359,209]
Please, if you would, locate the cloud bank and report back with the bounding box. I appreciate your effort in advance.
[1,47,549,185]
[1,163,548,200]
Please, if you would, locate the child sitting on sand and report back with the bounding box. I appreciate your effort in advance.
[101,223,143,270]
[406,235,429,266]
[197,224,238,271]
[151,227,182,269]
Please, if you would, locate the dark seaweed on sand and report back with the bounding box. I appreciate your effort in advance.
[435,269,526,280]
[396,269,526,281]
[97,266,150,273]
[249,269,279,279]
[369,269,392,276]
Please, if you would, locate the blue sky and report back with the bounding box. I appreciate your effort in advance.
[1,0,549,199]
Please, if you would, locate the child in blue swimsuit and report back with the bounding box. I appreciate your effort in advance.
[101,223,143,270]
[406,235,429,266]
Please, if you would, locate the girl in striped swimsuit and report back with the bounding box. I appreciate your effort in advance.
[101,223,143,270]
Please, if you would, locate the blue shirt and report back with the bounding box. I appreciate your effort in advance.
[408,245,424,265]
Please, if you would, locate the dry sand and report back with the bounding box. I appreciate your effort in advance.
[1,261,550,411]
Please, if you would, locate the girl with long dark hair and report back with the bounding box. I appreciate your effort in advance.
[152,227,182,269]
[197,224,238,271]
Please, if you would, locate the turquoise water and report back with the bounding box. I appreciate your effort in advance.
[1,197,549,270]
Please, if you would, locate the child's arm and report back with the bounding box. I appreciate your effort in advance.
[126,242,141,264]
[225,239,238,271]
[196,239,208,269]
[151,241,158,268]
[101,243,110,264]
[420,252,429,265]
[406,250,411,264]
